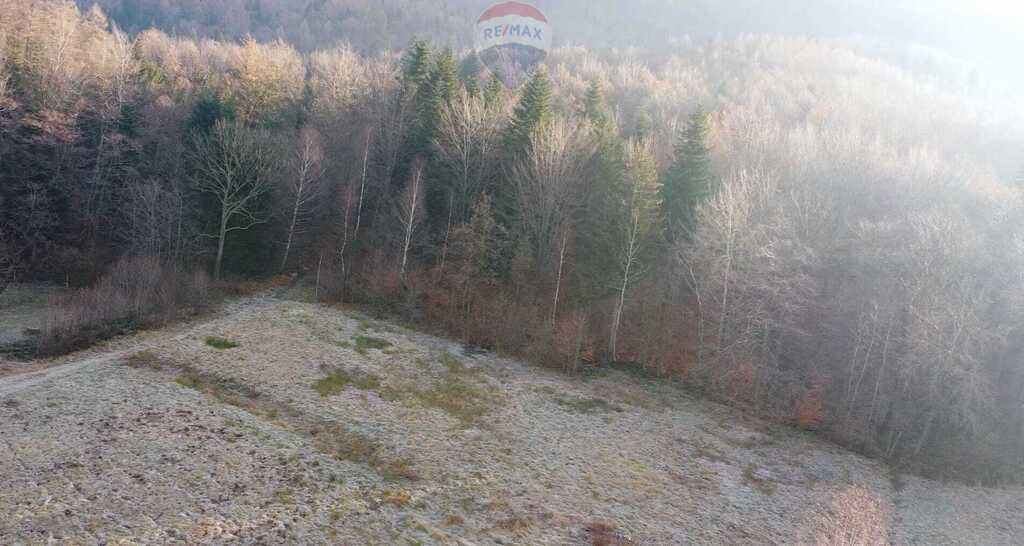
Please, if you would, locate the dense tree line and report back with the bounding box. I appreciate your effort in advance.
[2,0,1024,482]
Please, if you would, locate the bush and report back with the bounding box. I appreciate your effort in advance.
[803,486,891,546]
[39,257,214,355]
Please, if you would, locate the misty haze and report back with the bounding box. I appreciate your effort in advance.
[0,0,1022,544]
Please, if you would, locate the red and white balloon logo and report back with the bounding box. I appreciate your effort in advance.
[476,1,551,87]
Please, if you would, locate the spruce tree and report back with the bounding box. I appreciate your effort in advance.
[505,67,553,159]
[412,48,458,155]
[416,50,459,238]
[401,40,432,95]
[662,106,716,239]
[582,81,613,133]
[458,51,483,97]
[483,75,504,108]
[575,80,625,301]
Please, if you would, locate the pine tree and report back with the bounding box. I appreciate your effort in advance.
[582,81,613,134]
[493,67,553,236]
[505,67,553,159]
[412,49,458,155]
[483,75,504,108]
[401,40,432,95]
[662,106,716,239]
[459,51,483,97]
[575,80,625,302]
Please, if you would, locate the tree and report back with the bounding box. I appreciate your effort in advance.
[124,178,182,259]
[401,40,432,95]
[191,120,275,280]
[575,80,625,301]
[280,126,326,270]
[609,140,662,361]
[505,67,553,159]
[0,227,15,296]
[395,159,426,280]
[458,51,483,97]
[662,106,716,239]
[433,89,504,271]
[511,116,594,273]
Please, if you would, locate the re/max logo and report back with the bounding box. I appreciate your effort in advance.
[483,24,543,41]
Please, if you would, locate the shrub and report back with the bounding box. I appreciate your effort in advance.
[796,386,825,430]
[803,486,891,546]
[39,257,214,355]
[205,336,240,349]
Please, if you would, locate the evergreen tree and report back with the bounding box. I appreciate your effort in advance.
[582,81,613,133]
[505,67,553,159]
[458,51,483,97]
[483,75,504,108]
[401,40,432,95]
[491,67,554,238]
[575,80,625,301]
[662,106,716,239]
[632,108,654,139]
[411,48,458,158]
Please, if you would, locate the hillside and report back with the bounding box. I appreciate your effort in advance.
[2,294,1022,544]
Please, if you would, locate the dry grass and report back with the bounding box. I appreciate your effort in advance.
[742,464,778,496]
[408,355,502,425]
[39,258,212,355]
[125,350,165,370]
[170,365,418,481]
[587,520,634,546]
[803,485,891,546]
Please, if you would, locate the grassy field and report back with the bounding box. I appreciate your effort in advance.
[0,297,1019,545]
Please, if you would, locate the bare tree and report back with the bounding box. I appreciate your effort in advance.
[191,120,275,280]
[433,90,505,270]
[124,178,181,259]
[395,159,426,280]
[0,227,14,296]
[510,116,594,273]
[280,126,325,270]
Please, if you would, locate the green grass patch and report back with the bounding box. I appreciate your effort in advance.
[312,369,382,398]
[205,336,240,349]
[352,335,392,355]
[406,352,501,425]
[554,396,624,415]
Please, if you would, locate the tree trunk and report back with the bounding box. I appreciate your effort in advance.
[610,259,632,362]
[551,230,568,324]
[281,199,300,271]
[215,214,228,281]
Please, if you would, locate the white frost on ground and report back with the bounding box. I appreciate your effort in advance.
[0,297,1020,545]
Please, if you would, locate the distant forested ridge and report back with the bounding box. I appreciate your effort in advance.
[75,0,1023,94]
[3,0,1024,483]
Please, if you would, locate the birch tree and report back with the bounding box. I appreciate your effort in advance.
[395,159,426,280]
[191,120,274,280]
[609,139,662,361]
[280,126,325,270]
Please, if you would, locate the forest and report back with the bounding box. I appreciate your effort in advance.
[1,0,1023,484]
